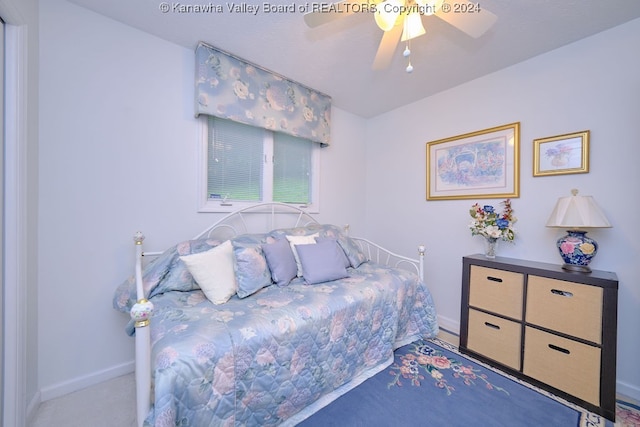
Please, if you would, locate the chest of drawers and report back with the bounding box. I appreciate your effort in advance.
[459,255,618,421]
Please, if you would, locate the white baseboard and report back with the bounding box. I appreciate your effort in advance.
[39,361,134,402]
[617,379,640,402]
[437,314,460,336]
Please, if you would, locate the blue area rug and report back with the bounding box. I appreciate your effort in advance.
[298,338,613,427]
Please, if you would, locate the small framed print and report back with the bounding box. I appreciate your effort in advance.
[533,130,589,177]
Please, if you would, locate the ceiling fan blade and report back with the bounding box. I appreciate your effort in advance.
[372,19,404,70]
[435,0,497,38]
[303,0,359,28]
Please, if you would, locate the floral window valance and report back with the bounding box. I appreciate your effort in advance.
[195,42,332,146]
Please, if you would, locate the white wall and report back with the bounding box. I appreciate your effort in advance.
[365,18,640,399]
[38,0,366,400]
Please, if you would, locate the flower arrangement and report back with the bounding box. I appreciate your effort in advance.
[469,199,517,242]
[545,143,572,167]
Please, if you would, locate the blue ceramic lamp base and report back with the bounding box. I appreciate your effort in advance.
[556,230,598,273]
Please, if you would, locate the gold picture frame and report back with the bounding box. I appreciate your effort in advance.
[533,130,589,177]
[426,122,520,201]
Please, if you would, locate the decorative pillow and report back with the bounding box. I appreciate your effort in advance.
[295,240,349,285]
[271,224,368,270]
[295,223,367,268]
[148,238,225,300]
[233,243,272,298]
[262,238,298,286]
[179,240,237,305]
[286,233,320,276]
[337,236,368,268]
[316,236,350,268]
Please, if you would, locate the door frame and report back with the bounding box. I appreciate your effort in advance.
[2,18,29,427]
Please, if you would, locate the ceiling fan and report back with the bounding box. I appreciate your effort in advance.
[304,0,497,72]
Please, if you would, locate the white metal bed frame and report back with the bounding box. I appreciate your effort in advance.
[129,203,425,427]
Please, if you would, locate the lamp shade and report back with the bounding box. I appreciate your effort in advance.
[546,189,611,229]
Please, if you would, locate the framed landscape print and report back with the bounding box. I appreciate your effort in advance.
[533,130,589,177]
[426,122,520,201]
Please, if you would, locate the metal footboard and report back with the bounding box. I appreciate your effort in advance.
[350,237,425,281]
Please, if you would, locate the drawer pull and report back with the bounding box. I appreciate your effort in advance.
[486,276,503,283]
[550,289,573,297]
[548,344,570,355]
[484,322,501,330]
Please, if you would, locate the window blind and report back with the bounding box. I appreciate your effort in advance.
[273,133,312,204]
[208,117,263,201]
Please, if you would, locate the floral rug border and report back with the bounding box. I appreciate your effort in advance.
[426,338,609,427]
[615,399,640,426]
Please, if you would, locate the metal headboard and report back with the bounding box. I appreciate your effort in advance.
[193,202,319,240]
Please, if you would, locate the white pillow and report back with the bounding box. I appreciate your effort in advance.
[286,233,319,277]
[179,240,237,304]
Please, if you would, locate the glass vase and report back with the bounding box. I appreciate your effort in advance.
[485,237,498,259]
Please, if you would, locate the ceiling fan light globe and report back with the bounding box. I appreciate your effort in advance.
[374,1,400,31]
[401,11,426,41]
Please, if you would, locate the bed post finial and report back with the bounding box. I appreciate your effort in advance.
[134,231,145,245]
[131,299,154,328]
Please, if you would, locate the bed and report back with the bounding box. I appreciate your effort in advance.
[113,203,439,426]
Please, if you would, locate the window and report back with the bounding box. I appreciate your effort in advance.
[200,116,320,212]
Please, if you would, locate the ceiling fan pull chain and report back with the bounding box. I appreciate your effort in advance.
[404,41,414,73]
[406,61,414,73]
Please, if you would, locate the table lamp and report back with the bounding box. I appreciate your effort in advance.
[545,189,611,272]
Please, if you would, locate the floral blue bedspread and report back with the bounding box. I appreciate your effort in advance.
[113,225,438,426]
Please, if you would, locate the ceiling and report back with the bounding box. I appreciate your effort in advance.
[68,0,640,118]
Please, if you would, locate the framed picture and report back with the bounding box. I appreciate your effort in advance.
[426,122,520,201]
[533,130,589,177]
